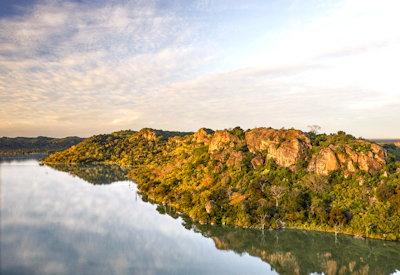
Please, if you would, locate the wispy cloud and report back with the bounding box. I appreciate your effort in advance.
[0,0,399,137]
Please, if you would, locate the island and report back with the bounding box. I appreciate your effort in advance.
[43,127,400,240]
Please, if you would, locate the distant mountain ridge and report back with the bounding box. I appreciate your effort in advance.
[0,136,84,157]
[43,127,400,240]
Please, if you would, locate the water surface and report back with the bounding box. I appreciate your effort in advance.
[1,159,399,275]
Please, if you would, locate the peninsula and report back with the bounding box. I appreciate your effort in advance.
[43,127,400,240]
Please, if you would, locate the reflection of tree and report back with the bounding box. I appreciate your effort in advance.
[46,164,126,185]
[154,205,400,275]
[44,163,400,274]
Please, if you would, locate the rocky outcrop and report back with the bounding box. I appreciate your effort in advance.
[205,200,214,214]
[394,142,400,148]
[193,128,214,144]
[251,156,264,168]
[245,128,311,169]
[137,128,157,141]
[226,151,244,169]
[307,147,340,176]
[209,130,244,153]
[308,142,386,175]
[244,127,386,175]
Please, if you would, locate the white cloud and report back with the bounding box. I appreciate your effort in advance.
[0,0,399,138]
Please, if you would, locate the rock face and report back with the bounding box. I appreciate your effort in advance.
[251,156,264,168]
[226,151,244,169]
[209,130,244,153]
[307,147,340,176]
[395,142,400,148]
[193,128,214,144]
[205,127,387,175]
[138,128,157,141]
[245,128,311,169]
[205,200,214,214]
[308,142,386,175]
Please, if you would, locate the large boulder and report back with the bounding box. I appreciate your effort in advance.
[209,130,244,153]
[245,127,279,152]
[268,139,310,168]
[308,142,386,175]
[137,128,157,141]
[244,128,311,169]
[226,151,244,169]
[193,128,214,144]
[251,155,264,168]
[308,147,340,176]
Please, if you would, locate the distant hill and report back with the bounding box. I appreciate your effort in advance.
[0,136,84,157]
[369,139,400,144]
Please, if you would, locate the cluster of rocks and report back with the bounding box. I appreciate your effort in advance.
[245,128,311,169]
[307,143,386,175]
[193,127,387,176]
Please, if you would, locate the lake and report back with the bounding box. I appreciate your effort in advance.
[1,159,399,275]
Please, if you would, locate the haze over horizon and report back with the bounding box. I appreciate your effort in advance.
[1,0,399,138]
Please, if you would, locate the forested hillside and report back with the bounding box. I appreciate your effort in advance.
[43,127,400,240]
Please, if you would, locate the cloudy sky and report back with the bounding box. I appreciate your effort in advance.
[0,0,399,138]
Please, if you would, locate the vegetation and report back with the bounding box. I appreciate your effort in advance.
[43,128,400,240]
[151,201,400,275]
[0,136,83,157]
[190,222,400,274]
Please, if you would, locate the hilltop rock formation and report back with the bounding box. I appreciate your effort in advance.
[245,128,311,169]
[193,128,214,144]
[44,126,388,177]
[307,147,340,176]
[208,130,244,153]
[204,127,386,175]
[138,128,158,141]
[308,142,386,175]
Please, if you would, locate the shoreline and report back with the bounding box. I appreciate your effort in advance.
[42,160,399,242]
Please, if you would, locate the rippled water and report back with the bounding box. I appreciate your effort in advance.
[1,159,399,275]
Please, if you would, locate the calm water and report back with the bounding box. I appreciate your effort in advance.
[1,159,399,275]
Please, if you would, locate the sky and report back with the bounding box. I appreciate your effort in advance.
[0,0,399,138]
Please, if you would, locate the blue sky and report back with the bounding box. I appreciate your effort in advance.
[0,0,399,138]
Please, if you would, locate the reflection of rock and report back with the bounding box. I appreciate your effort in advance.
[47,164,126,184]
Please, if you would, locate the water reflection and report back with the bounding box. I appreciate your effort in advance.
[186,224,400,275]
[52,162,400,275]
[1,159,274,275]
[46,163,126,185]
